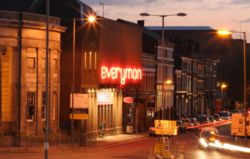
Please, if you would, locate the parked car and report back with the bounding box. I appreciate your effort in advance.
[189,117,200,126]
[182,118,194,127]
[177,120,186,132]
[208,116,215,123]
[196,115,210,124]
[212,114,222,121]
[218,111,231,120]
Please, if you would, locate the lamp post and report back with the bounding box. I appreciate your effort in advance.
[45,0,49,159]
[100,2,105,17]
[217,30,248,137]
[71,15,96,146]
[139,12,186,120]
[220,82,227,110]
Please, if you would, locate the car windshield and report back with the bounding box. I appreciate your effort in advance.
[219,112,229,117]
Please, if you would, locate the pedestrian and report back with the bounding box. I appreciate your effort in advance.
[99,122,105,138]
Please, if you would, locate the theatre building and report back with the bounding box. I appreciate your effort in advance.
[60,16,142,139]
[0,10,65,144]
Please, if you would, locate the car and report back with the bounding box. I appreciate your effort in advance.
[196,115,210,124]
[218,111,231,120]
[212,114,222,121]
[198,127,221,150]
[181,118,194,127]
[208,116,215,123]
[177,120,186,132]
[189,117,200,126]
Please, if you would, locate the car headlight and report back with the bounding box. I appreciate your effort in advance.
[199,138,208,148]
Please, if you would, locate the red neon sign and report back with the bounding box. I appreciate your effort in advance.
[101,66,142,85]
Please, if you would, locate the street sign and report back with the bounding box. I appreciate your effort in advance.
[70,93,88,109]
[70,113,88,120]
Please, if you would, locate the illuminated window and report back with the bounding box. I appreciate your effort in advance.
[89,52,92,69]
[52,92,57,120]
[84,52,87,69]
[94,52,97,69]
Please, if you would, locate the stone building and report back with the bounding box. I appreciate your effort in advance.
[0,10,65,144]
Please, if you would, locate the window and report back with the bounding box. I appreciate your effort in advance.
[52,59,58,71]
[27,57,36,69]
[167,51,173,59]
[41,92,46,120]
[187,62,192,72]
[89,52,92,69]
[52,92,57,121]
[182,61,187,71]
[42,58,46,69]
[26,92,36,121]
[193,63,197,74]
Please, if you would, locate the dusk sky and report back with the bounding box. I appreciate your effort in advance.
[82,0,250,41]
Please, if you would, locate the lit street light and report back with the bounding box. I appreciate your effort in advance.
[221,83,227,90]
[217,30,248,138]
[71,15,96,146]
[220,82,228,110]
[164,80,173,119]
[139,12,187,120]
[88,15,96,23]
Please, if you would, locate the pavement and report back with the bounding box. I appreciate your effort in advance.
[0,133,148,154]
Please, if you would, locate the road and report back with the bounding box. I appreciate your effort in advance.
[0,137,156,159]
[0,123,249,159]
[176,124,250,159]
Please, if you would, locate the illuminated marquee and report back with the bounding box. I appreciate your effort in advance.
[101,66,142,85]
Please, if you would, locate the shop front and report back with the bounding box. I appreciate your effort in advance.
[85,88,123,138]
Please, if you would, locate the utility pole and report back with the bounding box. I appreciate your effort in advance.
[100,2,105,17]
[45,0,50,158]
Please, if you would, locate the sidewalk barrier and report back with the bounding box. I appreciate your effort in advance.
[151,137,178,159]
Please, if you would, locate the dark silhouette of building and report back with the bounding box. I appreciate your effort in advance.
[147,26,218,116]
[148,26,249,112]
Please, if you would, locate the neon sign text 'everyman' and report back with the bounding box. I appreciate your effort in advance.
[101,66,142,85]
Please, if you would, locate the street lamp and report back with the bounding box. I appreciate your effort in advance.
[220,82,227,110]
[165,80,173,119]
[139,12,187,120]
[217,30,248,138]
[71,15,96,146]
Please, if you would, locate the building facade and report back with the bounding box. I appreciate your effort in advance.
[156,41,175,120]
[60,16,143,140]
[174,56,218,118]
[137,25,158,131]
[148,26,219,117]
[0,10,65,144]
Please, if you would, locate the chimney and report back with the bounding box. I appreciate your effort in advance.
[137,20,144,27]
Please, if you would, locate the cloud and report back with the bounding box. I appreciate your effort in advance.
[230,0,250,4]
[194,5,225,11]
[241,18,250,23]
[82,0,160,6]
[82,0,207,7]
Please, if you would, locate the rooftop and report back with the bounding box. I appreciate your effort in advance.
[147,26,215,31]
